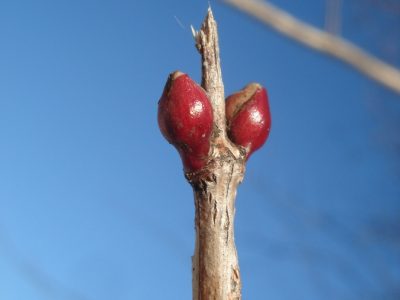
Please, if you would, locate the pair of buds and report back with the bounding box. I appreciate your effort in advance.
[158,71,271,172]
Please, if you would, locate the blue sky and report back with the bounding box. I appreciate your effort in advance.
[0,0,399,299]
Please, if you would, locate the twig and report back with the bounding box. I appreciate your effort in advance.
[325,0,342,35]
[222,0,400,95]
[188,8,245,300]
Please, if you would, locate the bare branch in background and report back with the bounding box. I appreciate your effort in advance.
[247,173,400,299]
[0,226,92,300]
[325,0,342,35]
[222,0,400,95]
[368,0,400,15]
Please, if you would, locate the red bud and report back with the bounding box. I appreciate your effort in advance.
[158,71,213,172]
[226,83,271,159]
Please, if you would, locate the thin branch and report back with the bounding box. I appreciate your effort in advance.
[222,0,400,95]
[188,7,245,300]
[325,0,342,35]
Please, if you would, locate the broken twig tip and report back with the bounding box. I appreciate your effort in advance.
[207,6,214,19]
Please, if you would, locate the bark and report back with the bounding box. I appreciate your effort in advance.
[187,8,245,300]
